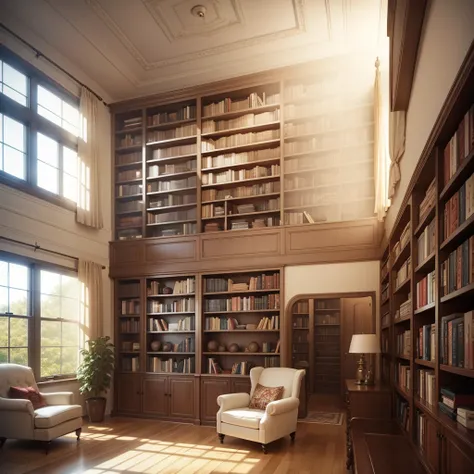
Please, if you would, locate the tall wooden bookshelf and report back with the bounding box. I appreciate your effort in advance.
[112,62,376,240]
[380,49,474,472]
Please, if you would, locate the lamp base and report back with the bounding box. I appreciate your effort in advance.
[355,354,366,385]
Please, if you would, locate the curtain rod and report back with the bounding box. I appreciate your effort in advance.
[0,236,106,270]
[0,23,108,106]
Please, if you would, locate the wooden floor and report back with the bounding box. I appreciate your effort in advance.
[0,395,346,474]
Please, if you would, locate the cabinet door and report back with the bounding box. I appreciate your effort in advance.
[444,433,474,474]
[142,376,168,416]
[169,376,196,419]
[423,416,441,474]
[201,377,231,424]
[232,378,251,394]
[116,373,141,414]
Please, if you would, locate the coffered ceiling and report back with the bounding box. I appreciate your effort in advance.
[0,0,386,102]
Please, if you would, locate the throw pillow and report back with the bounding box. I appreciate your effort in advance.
[249,383,284,410]
[9,386,47,410]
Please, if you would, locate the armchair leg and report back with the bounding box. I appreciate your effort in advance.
[261,444,268,454]
[290,432,296,442]
[218,433,225,444]
[76,428,82,441]
[44,441,52,455]
[0,437,6,449]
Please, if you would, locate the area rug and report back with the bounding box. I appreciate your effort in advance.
[298,411,344,425]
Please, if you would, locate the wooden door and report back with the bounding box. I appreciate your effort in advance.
[200,377,231,424]
[424,416,441,474]
[142,375,168,416]
[169,376,195,419]
[341,297,374,383]
[443,433,474,474]
[116,373,141,414]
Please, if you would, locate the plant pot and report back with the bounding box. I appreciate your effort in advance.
[85,397,107,423]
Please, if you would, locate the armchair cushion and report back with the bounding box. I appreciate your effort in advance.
[221,408,265,430]
[34,404,82,429]
[9,386,47,410]
[248,383,284,410]
[265,397,299,416]
[41,391,74,406]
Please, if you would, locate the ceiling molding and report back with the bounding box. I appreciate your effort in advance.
[85,0,306,71]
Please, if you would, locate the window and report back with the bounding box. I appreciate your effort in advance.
[0,260,30,365]
[40,270,80,378]
[0,253,82,380]
[0,47,80,207]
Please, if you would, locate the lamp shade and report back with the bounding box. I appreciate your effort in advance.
[349,334,381,354]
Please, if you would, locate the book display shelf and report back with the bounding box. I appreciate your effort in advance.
[380,54,474,472]
[112,66,376,240]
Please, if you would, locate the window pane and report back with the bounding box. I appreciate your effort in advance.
[38,85,61,116]
[41,347,60,377]
[3,85,27,107]
[61,297,79,321]
[63,147,77,176]
[0,317,8,346]
[0,261,7,286]
[38,105,61,127]
[0,287,7,313]
[61,274,79,298]
[3,145,25,180]
[3,116,25,151]
[62,322,79,346]
[41,271,61,295]
[9,263,28,290]
[41,294,60,318]
[10,317,28,347]
[63,174,77,202]
[41,320,61,346]
[61,346,78,374]
[2,63,28,107]
[37,133,59,167]
[10,347,28,365]
[9,289,27,315]
[38,161,59,195]
[0,348,7,363]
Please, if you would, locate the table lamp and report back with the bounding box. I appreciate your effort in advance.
[349,334,381,385]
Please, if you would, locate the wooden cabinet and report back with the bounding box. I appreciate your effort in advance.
[443,432,474,474]
[423,416,441,474]
[200,377,231,425]
[142,376,168,416]
[169,376,196,420]
[116,373,141,414]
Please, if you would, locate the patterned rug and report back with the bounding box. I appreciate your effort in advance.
[298,411,344,425]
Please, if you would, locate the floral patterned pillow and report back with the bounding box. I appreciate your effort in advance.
[249,383,284,410]
[9,386,47,410]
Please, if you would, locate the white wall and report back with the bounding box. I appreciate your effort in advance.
[386,0,474,233]
[0,35,114,414]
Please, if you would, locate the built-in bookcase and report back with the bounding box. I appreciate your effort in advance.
[201,269,281,376]
[116,279,142,373]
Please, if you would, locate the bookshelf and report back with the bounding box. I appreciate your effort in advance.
[112,64,376,240]
[380,54,474,472]
[201,269,281,376]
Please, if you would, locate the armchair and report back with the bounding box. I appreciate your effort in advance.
[0,363,83,453]
[217,366,304,453]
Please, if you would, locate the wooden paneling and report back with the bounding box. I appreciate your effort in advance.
[388,0,427,111]
[142,376,168,417]
[109,218,383,278]
[200,376,231,425]
[169,376,196,419]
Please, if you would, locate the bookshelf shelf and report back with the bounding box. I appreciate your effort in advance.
[414,396,437,419]
[146,153,197,165]
[204,289,280,296]
[394,315,411,325]
[202,103,280,121]
[414,359,435,368]
[204,310,280,315]
[147,118,196,131]
[146,135,197,147]
[147,219,196,227]
[202,157,280,173]
[146,170,197,180]
[394,385,411,401]
[391,241,411,272]
[147,203,196,212]
[414,252,435,274]
[201,175,280,189]
[440,364,474,378]
[439,213,474,253]
[147,293,195,298]
[414,205,435,236]
[414,302,435,314]
[201,139,281,156]
[440,282,474,303]
[394,277,411,294]
[201,121,280,138]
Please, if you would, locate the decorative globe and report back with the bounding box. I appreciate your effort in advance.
[150,340,161,352]
[162,342,172,352]
[218,345,226,352]
[228,343,240,353]
[248,341,259,353]
[207,340,219,352]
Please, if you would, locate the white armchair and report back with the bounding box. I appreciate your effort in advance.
[217,366,304,453]
[0,363,83,453]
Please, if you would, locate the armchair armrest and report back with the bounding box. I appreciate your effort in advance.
[265,397,299,416]
[0,397,34,415]
[217,393,250,412]
[41,391,74,406]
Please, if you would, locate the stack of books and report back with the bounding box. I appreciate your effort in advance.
[439,387,474,430]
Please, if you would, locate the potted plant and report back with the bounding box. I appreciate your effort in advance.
[77,336,115,422]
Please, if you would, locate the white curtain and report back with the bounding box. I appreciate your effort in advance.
[79,260,103,344]
[373,58,391,221]
[77,87,104,229]
[388,110,406,199]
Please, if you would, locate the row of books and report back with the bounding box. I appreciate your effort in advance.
[395,298,411,321]
[147,209,196,224]
[117,169,142,182]
[396,397,410,432]
[117,216,142,229]
[117,200,143,213]
[147,123,197,142]
[202,181,280,202]
[204,295,280,312]
[120,319,140,333]
[381,283,389,302]
[417,369,435,405]
[442,172,474,240]
[442,105,474,186]
[417,219,435,265]
[121,299,140,315]
[150,143,197,160]
[416,270,435,309]
[122,356,139,372]
[147,298,195,313]
[439,387,474,430]
[148,105,196,126]
[149,223,197,237]
[147,176,197,193]
[292,316,308,329]
[440,311,474,368]
[417,324,436,361]
[119,116,142,130]
[204,274,280,292]
[202,164,280,185]
[395,257,411,288]
[202,147,280,169]
[381,312,390,328]
[147,278,195,295]
[202,110,280,133]
[397,363,411,392]
[440,235,474,296]
[202,129,280,152]
[117,134,142,148]
[117,183,142,197]
[293,300,309,312]
[392,221,411,262]
[116,151,141,166]
[149,193,196,209]
[148,317,195,332]
[149,357,194,374]
[396,330,411,358]
[419,179,436,224]
[148,159,196,177]
[202,92,280,117]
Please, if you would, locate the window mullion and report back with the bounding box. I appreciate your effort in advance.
[59,144,64,199]
[29,77,39,188]
[31,264,41,379]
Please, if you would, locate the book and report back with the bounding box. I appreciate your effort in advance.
[439,401,457,420]
[440,388,474,408]
[457,407,474,419]
[456,414,474,430]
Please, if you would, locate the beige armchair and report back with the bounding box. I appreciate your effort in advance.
[217,366,304,453]
[0,363,83,453]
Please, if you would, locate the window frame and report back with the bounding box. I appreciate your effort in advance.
[0,46,79,211]
[0,250,81,381]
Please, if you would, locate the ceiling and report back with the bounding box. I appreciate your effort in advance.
[0,0,386,102]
